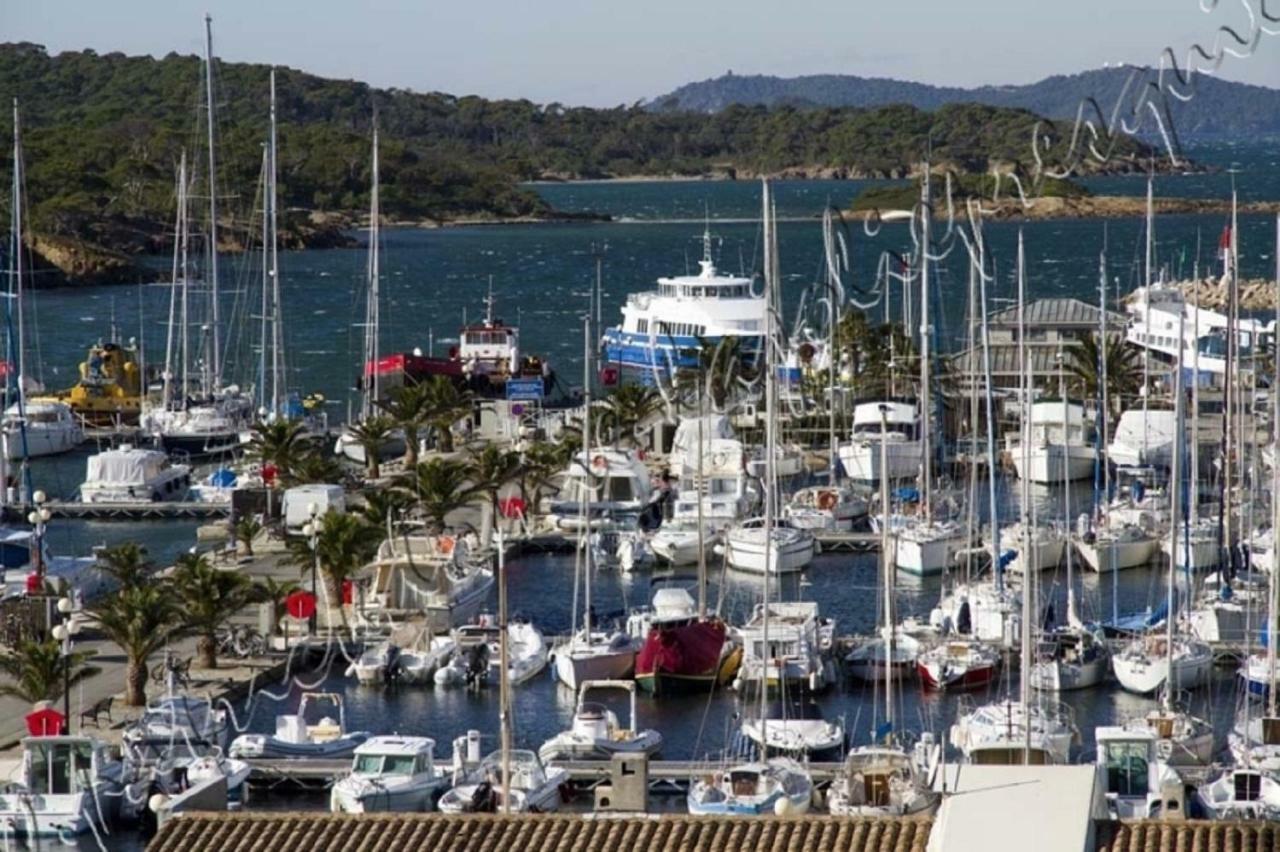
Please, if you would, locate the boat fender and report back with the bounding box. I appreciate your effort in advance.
[438,536,455,555]
[817,491,838,511]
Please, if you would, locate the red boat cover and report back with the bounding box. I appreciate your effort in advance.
[636,618,726,678]
[363,353,460,379]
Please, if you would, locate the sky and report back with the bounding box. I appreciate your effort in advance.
[4,0,1277,106]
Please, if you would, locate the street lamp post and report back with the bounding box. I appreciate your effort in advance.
[51,596,80,734]
[300,502,320,635]
[27,490,49,583]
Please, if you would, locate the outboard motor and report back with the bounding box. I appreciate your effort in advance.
[465,642,490,689]
[956,601,972,635]
[384,645,403,685]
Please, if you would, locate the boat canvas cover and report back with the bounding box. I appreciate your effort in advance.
[636,619,726,680]
[87,450,164,484]
[673,416,734,453]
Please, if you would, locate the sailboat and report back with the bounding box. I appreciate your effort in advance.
[3,102,82,461]
[551,312,636,691]
[334,124,407,465]
[686,180,813,818]
[1112,317,1214,698]
[148,17,252,456]
[830,408,937,816]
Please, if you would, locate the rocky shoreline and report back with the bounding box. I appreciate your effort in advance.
[849,194,1280,221]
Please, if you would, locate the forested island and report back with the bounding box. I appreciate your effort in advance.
[2,43,1171,285]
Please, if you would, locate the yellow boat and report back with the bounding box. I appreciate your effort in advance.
[54,340,144,426]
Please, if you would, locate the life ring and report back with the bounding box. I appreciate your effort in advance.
[817,491,838,511]
[437,536,455,555]
[591,454,608,474]
[712,452,729,469]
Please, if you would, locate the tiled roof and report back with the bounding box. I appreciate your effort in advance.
[948,341,1075,377]
[989,298,1126,329]
[148,814,935,852]
[1096,820,1278,851]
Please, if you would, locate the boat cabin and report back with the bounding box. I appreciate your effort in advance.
[350,736,437,778]
[19,736,114,800]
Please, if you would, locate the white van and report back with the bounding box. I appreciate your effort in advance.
[282,484,347,536]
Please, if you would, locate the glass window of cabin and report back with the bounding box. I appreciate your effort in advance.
[1103,742,1149,797]
[605,477,635,502]
[385,754,417,775]
[354,754,383,775]
[638,319,648,333]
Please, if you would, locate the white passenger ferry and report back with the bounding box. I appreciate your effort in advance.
[601,229,765,376]
[1125,280,1271,376]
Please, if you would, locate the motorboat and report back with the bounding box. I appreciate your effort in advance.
[601,227,764,378]
[54,338,145,427]
[745,443,806,480]
[723,517,815,575]
[358,529,494,633]
[1228,711,1280,773]
[1106,408,1177,470]
[1112,635,1214,695]
[347,633,455,685]
[538,680,663,763]
[686,758,812,816]
[1029,626,1109,691]
[547,448,657,531]
[845,629,921,684]
[148,397,249,457]
[950,698,1077,764]
[437,749,568,814]
[1094,726,1182,819]
[1196,768,1280,820]
[1120,704,1215,767]
[836,401,922,483]
[734,601,836,693]
[917,639,1001,691]
[330,736,449,813]
[0,735,124,837]
[632,587,737,695]
[3,398,83,459]
[826,746,939,817]
[649,519,716,567]
[1008,399,1097,483]
[435,618,548,687]
[1125,280,1265,378]
[79,445,191,504]
[738,698,845,761]
[122,692,230,767]
[228,692,371,760]
[783,484,867,532]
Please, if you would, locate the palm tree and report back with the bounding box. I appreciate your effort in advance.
[289,448,346,485]
[420,375,473,454]
[470,444,523,535]
[96,542,152,590]
[400,457,483,532]
[253,576,301,625]
[347,414,397,479]
[248,419,311,484]
[358,486,415,531]
[171,553,259,669]
[602,384,663,446]
[233,515,263,557]
[0,638,98,706]
[685,334,759,411]
[89,583,183,706]
[287,511,382,629]
[1064,333,1143,415]
[376,383,431,467]
[517,440,568,515]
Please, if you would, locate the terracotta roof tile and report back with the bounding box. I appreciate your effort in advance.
[1096,820,1279,852]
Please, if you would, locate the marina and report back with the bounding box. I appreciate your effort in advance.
[0,6,1279,851]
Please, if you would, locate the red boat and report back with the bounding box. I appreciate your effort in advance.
[634,589,740,696]
[916,640,1001,691]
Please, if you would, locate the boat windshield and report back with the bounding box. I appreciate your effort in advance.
[354,753,418,775]
[28,741,95,795]
[1102,741,1149,797]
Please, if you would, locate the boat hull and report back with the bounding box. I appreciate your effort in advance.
[1010,444,1097,483]
[837,440,922,483]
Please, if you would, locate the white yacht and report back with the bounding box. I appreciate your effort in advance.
[1094,726,1182,819]
[330,736,449,813]
[667,414,736,475]
[652,437,754,565]
[1073,507,1160,573]
[0,735,124,837]
[228,692,371,760]
[437,749,568,814]
[723,517,815,575]
[826,746,939,817]
[551,628,636,692]
[3,398,83,459]
[739,698,846,761]
[1029,625,1110,691]
[784,484,866,532]
[358,530,494,633]
[836,401,922,483]
[1106,408,1178,469]
[928,580,1021,647]
[1196,768,1280,820]
[1008,399,1097,483]
[734,601,836,692]
[148,396,250,458]
[845,629,922,684]
[996,521,1066,573]
[1126,281,1268,378]
[548,448,656,530]
[538,680,662,763]
[79,445,191,503]
[892,518,969,577]
[686,758,812,816]
[601,228,764,377]
[950,697,1077,764]
[1112,635,1214,695]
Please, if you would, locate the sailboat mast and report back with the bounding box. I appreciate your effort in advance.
[269,67,282,415]
[163,152,185,410]
[826,209,840,483]
[1165,310,1186,714]
[497,529,512,814]
[10,100,24,397]
[918,170,932,521]
[180,153,192,408]
[880,405,894,740]
[976,218,1001,593]
[1141,176,1153,461]
[582,312,593,638]
[760,179,777,743]
[362,125,381,419]
[203,14,222,393]
[1017,231,1032,764]
[696,397,706,618]
[258,146,269,413]
[1270,213,1280,718]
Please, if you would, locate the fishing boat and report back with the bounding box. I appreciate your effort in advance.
[437,750,568,814]
[723,517,815,574]
[601,227,764,377]
[79,445,191,503]
[686,759,812,816]
[330,736,449,813]
[739,697,846,761]
[633,587,737,695]
[228,692,370,760]
[1008,399,1097,483]
[54,339,145,427]
[783,484,866,532]
[916,639,1000,691]
[826,746,939,817]
[835,401,922,483]
[0,735,124,837]
[358,529,495,633]
[538,680,663,763]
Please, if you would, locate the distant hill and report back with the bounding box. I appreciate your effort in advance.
[649,68,1280,138]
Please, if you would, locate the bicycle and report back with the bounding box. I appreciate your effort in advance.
[150,653,193,689]
[217,624,266,659]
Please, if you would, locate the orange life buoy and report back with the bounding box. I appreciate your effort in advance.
[818,490,838,511]
[591,454,608,472]
[437,535,455,555]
